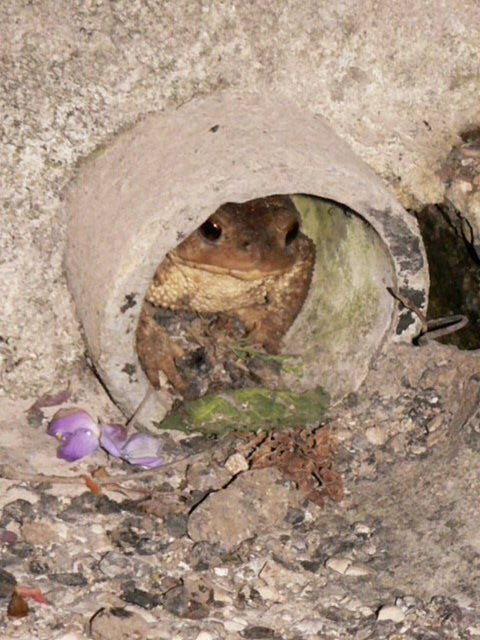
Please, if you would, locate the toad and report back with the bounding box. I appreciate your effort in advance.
[136,195,315,394]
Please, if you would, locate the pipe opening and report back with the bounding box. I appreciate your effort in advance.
[64,93,428,426]
[425,129,480,348]
[415,203,480,349]
[136,193,396,408]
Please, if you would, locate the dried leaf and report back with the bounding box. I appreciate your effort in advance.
[27,385,71,414]
[90,467,110,480]
[240,425,343,507]
[15,586,48,605]
[0,530,17,545]
[81,474,102,495]
[7,591,29,618]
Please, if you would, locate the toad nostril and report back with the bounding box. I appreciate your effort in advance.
[285,221,300,246]
[242,241,251,251]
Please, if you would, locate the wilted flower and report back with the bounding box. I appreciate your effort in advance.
[47,408,100,462]
[47,408,164,468]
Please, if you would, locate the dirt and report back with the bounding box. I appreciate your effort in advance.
[1,342,480,639]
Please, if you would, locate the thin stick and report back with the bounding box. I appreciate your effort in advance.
[387,286,428,332]
[0,450,206,488]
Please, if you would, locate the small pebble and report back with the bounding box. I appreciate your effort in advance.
[353,522,372,536]
[344,562,371,577]
[333,429,352,442]
[225,453,249,475]
[293,618,324,634]
[256,585,277,601]
[376,604,405,622]
[365,426,387,446]
[224,617,247,632]
[455,179,473,193]
[325,557,351,574]
[364,543,377,555]
[49,572,87,587]
[195,632,214,640]
[396,595,417,608]
[468,625,480,636]
[410,444,427,456]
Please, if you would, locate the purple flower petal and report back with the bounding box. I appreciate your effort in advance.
[47,408,101,462]
[46,408,163,468]
[47,408,99,439]
[119,433,164,468]
[99,423,129,458]
[57,428,100,462]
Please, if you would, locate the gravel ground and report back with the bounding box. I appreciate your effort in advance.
[1,342,480,639]
[3,3,480,638]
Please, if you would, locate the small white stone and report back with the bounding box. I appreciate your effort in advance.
[293,618,324,634]
[398,595,418,608]
[213,566,229,577]
[411,444,427,456]
[255,584,279,601]
[358,605,375,617]
[224,618,247,632]
[225,453,249,475]
[455,179,473,194]
[341,596,363,611]
[333,428,352,442]
[468,625,480,636]
[365,426,387,445]
[90,523,104,535]
[353,522,372,535]
[377,604,405,622]
[325,556,351,574]
[344,562,372,577]
[195,632,214,640]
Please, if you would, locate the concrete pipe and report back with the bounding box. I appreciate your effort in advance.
[65,92,428,427]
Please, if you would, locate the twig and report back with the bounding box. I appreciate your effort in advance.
[0,450,206,488]
[387,287,468,343]
[387,286,428,332]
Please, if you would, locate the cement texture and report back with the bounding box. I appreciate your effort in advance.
[1,0,480,398]
[1,4,480,637]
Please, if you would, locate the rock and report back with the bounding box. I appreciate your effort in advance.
[195,633,215,640]
[21,521,61,546]
[224,452,249,475]
[0,568,16,598]
[162,575,213,619]
[365,426,387,446]
[188,468,298,551]
[89,607,151,640]
[344,562,372,577]
[376,604,405,622]
[224,618,248,632]
[353,522,372,536]
[325,556,351,574]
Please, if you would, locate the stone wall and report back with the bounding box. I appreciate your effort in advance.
[1,0,479,398]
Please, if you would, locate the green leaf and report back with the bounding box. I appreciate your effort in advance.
[155,386,330,436]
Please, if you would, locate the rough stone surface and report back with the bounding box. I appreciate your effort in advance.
[1,0,480,399]
[187,467,299,551]
[0,343,479,638]
[2,3,480,639]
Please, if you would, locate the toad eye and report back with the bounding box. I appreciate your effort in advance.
[199,219,222,242]
[285,221,300,245]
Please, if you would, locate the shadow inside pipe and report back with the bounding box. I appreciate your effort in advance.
[414,203,480,349]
